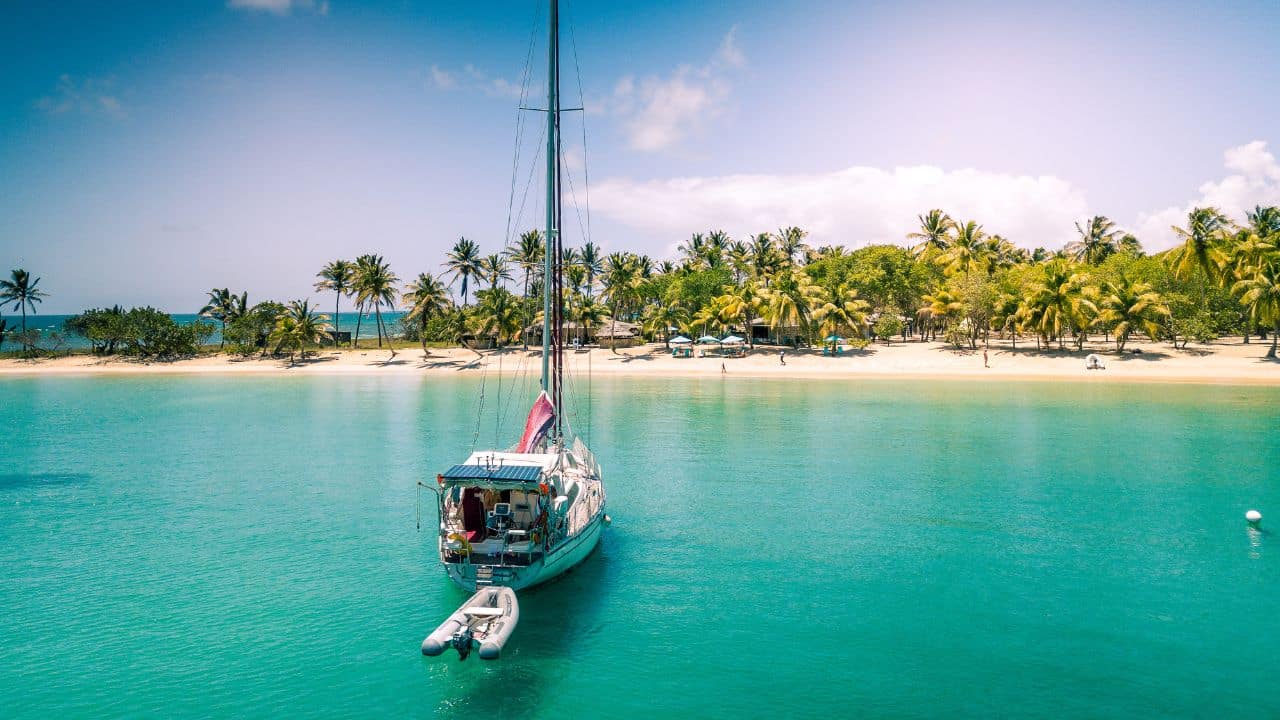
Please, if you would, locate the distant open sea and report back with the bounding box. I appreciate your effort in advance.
[1,311,407,350]
[2,376,1277,718]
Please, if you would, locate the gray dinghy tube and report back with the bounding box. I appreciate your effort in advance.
[422,586,520,660]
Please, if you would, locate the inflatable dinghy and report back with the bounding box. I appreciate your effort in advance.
[422,586,519,660]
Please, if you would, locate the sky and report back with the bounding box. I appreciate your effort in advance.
[2,0,1279,313]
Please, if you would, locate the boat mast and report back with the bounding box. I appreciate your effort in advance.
[541,0,563,443]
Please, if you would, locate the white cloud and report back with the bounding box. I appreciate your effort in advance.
[426,63,523,99]
[1133,141,1280,251]
[600,27,745,153]
[227,0,328,16]
[594,164,1089,253]
[429,65,456,90]
[35,75,125,119]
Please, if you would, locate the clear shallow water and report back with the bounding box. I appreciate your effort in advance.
[2,376,1278,718]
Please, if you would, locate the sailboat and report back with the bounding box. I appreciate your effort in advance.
[422,0,607,653]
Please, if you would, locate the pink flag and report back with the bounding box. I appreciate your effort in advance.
[516,391,556,453]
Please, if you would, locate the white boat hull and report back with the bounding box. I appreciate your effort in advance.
[444,505,605,592]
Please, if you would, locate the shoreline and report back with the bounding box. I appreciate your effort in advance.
[2,338,1278,386]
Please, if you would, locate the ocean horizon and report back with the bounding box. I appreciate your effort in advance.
[1,311,410,351]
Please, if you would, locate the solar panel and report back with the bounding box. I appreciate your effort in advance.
[441,464,544,483]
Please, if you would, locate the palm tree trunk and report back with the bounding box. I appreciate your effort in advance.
[334,292,341,348]
[353,303,364,349]
[1269,321,1279,359]
[374,303,384,348]
[522,272,530,349]
[610,308,620,355]
[219,320,226,349]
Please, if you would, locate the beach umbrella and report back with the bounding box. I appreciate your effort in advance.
[824,335,845,344]
[696,335,721,344]
[721,334,745,344]
[670,335,692,345]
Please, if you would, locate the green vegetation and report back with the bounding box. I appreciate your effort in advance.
[19,203,1280,363]
[64,306,214,359]
[1,269,46,351]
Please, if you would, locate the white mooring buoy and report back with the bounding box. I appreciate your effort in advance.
[1246,509,1262,525]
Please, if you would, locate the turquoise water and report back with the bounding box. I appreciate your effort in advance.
[2,376,1278,718]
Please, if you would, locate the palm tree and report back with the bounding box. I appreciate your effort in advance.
[691,300,727,338]
[471,288,523,348]
[270,299,332,365]
[1066,216,1123,265]
[1232,250,1280,358]
[314,259,355,346]
[748,233,783,282]
[717,280,762,348]
[199,288,236,349]
[353,254,399,348]
[642,302,690,348]
[1229,207,1280,342]
[992,292,1023,349]
[0,269,47,350]
[601,253,639,354]
[1098,275,1169,351]
[759,269,821,345]
[678,233,706,267]
[1169,207,1231,282]
[777,226,810,267]
[917,289,963,343]
[985,235,1021,271]
[507,231,544,296]
[1118,234,1143,256]
[814,281,870,341]
[908,209,955,258]
[443,237,483,306]
[479,254,513,291]
[506,230,544,348]
[579,241,602,297]
[1020,261,1094,350]
[402,273,452,354]
[563,290,609,345]
[937,220,990,276]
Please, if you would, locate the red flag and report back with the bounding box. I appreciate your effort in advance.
[516,391,556,453]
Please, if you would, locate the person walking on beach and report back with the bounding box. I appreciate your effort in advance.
[721,362,726,374]
[983,349,988,368]
[779,349,786,366]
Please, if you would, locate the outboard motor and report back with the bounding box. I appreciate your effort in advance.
[451,628,474,661]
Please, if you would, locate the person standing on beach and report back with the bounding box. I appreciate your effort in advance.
[983,349,988,368]
[779,349,786,366]
[721,362,726,374]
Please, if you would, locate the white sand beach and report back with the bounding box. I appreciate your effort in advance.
[3,337,1278,385]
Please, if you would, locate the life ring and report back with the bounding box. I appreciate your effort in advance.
[447,532,472,555]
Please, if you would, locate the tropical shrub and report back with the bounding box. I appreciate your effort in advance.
[64,306,131,354]
[873,313,904,343]
[223,301,286,356]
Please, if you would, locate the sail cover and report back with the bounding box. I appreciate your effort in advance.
[516,391,556,453]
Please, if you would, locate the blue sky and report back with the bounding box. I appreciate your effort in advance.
[2,0,1279,313]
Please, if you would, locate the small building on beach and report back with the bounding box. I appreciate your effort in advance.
[523,320,642,348]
